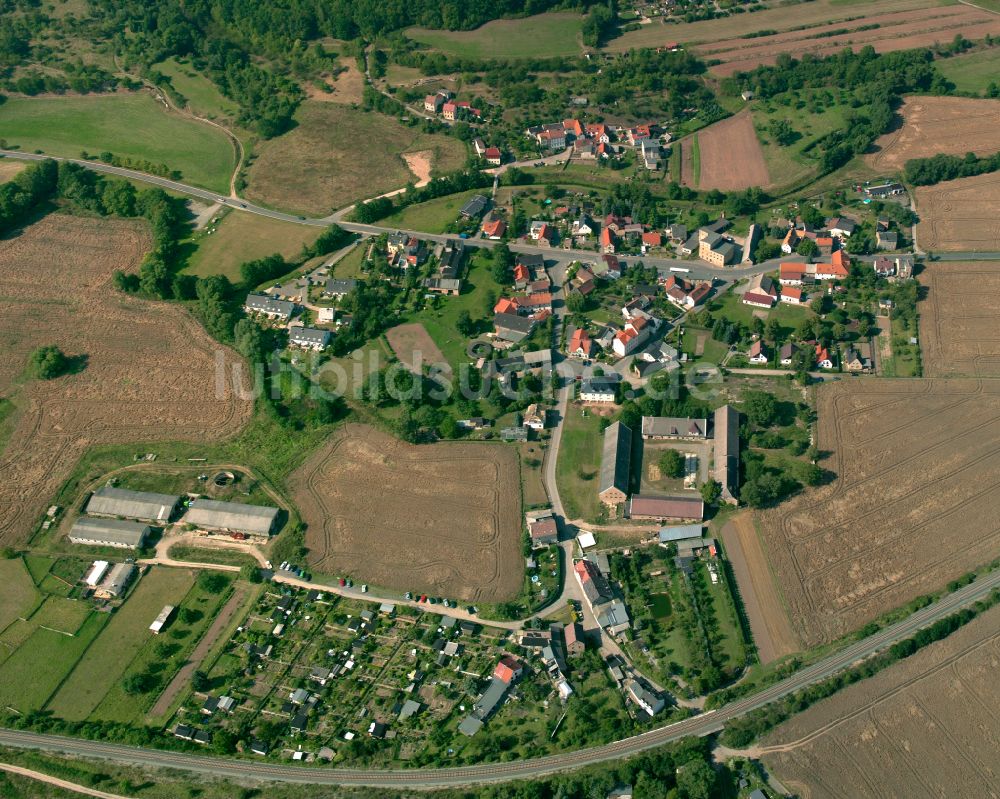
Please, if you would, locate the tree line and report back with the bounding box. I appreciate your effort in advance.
[904,150,1000,186]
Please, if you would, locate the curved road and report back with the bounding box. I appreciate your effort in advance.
[1,568,996,787]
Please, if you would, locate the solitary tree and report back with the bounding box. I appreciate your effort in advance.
[28,345,71,379]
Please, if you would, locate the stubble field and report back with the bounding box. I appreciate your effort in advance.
[385,322,449,375]
[868,96,1000,172]
[0,215,252,546]
[291,424,523,602]
[695,5,1000,76]
[761,602,1000,798]
[919,261,1000,377]
[695,110,770,191]
[915,171,1000,253]
[756,379,1000,646]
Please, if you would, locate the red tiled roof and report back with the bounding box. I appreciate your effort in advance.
[569,327,592,355]
[642,231,662,246]
[482,219,507,237]
[494,298,519,314]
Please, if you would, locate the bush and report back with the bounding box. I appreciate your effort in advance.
[28,345,72,379]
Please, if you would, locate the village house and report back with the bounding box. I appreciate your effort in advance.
[600,227,616,254]
[748,340,769,364]
[324,278,357,298]
[781,286,804,304]
[826,217,856,238]
[424,277,462,295]
[815,344,835,369]
[484,147,502,166]
[460,194,490,219]
[779,341,799,366]
[699,229,740,266]
[873,256,896,278]
[493,312,535,344]
[663,275,710,309]
[573,216,595,237]
[481,218,507,240]
[843,346,872,372]
[567,327,594,359]
[778,263,807,286]
[581,375,622,404]
[523,403,546,431]
[613,316,652,357]
[876,229,898,250]
[742,274,778,308]
[527,508,558,546]
[781,228,801,254]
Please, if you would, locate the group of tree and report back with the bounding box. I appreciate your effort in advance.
[904,150,1000,186]
[354,169,493,224]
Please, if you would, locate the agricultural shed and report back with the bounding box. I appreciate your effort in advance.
[184,499,280,537]
[69,516,151,549]
[86,486,181,522]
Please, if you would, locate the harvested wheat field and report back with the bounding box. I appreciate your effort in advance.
[916,171,1000,253]
[920,262,1000,378]
[0,216,252,546]
[696,111,769,191]
[761,602,1000,798]
[869,96,1000,172]
[386,323,449,374]
[756,379,1000,646]
[291,423,523,601]
[699,5,1000,76]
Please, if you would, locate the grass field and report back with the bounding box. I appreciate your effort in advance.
[0,558,42,632]
[31,597,92,635]
[0,94,235,193]
[753,98,851,191]
[327,243,368,279]
[381,189,481,234]
[937,48,1000,94]
[90,571,233,724]
[46,567,195,721]
[555,404,608,522]
[0,613,107,713]
[244,103,468,216]
[406,12,584,59]
[184,209,322,281]
[152,57,240,120]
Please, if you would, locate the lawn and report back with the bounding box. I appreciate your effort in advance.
[381,189,481,234]
[412,250,504,371]
[152,57,241,120]
[555,403,608,523]
[700,563,748,667]
[0,558,42,632]
[0,613,107,713]
[327,243,368,279]
[244,102,468,215]
[166,545,257,569]
[47,567,195,721]
[184,209,322,281]
[936,49,1000,94]
[31,596,92,635]
[406,12,584,59]
[0,94,236,193]
[91,571,233,724]
[680,326,729,363]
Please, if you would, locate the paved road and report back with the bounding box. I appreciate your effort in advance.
[1,568,996,787]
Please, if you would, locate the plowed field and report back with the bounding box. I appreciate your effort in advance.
[291,423,523,601]
[695,111,769,191]
[0,215,252,546]
[756,379,1000,646]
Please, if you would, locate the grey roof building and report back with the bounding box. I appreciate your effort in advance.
[658,524,704,544]
[97,562,136,597]
[460,194,490,218]
[324,278,358,297]
[714,405,740,504]
[70,516,151,549]
[245,293,295,319]
[289,326,331,349]
[596,599,631,635]
[184,499,280,537]
[640,416,708,439]
[494,312,535,343]
[598,421,632,505]
[86,486,180,523]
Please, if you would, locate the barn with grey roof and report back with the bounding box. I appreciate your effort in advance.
[184,499,280,537]
[69,517,151,549]
[86,486,181,523]
[599,421,632,505]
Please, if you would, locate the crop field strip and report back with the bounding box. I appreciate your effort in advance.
[694,110,770,191]
[0,216,253,547]
[757,379,1000,646]
[291,424,523,602]
[762,604,1000,798]
[919,263,1000,377]
[697,5,1000,75]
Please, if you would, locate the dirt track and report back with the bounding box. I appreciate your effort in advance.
[695,110,769,191]
[720,511,799,663]
[756,379,1000,646]
[291,423,523,602]
[0,216,252,546]
[762,603,1000,798]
